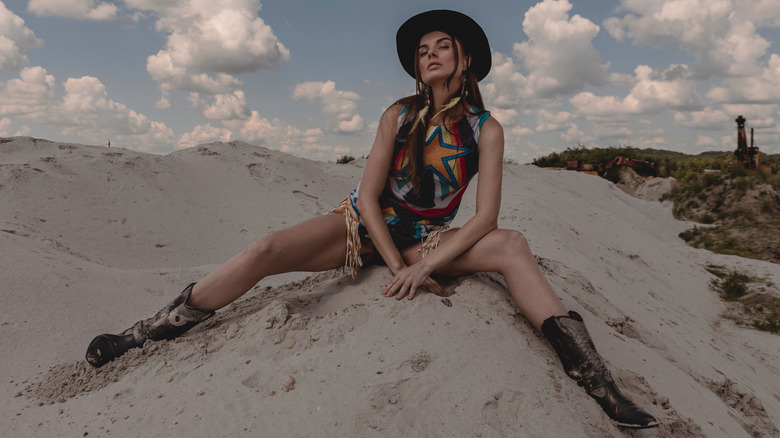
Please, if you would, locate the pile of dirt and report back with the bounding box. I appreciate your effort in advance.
[613,167,679,201]
[667,173,780,264]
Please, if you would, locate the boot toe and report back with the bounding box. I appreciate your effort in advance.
[592,382,659,429]
[613,404,659,429]
[85,333,137,368]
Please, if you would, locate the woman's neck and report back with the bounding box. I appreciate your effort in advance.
[430,83,457,112]
[429,82,463,125]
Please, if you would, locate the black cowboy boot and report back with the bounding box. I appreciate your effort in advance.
[86,283,214,368]
[542,311,659,429]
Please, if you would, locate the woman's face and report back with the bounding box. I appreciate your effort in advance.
[417,30,469,86]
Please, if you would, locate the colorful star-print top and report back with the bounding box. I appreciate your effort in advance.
[348,105,491,241]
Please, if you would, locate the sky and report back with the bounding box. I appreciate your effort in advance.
[2,0,780,163]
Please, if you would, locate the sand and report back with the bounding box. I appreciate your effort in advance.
[1,137,778,437]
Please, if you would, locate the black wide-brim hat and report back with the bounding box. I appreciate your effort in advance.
[396,10,491,82]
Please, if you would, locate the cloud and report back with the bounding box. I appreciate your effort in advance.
[482,52,531,109]
[130,0,289,94]
[233,112,326,154]
[0,66,174,150]
[482,0,607,107]
[673,109,731,129]
[695,135,718,148]
[155,91,173,109]
[535,110,572,132]
[0,116,10,135]
[480,0,609,148]
[721,103,780,133]
[604,0,779,78]
[57,76,152,135]
[508,125,534,138]
[179,111,342,160]
[0,2,43,70]
[514,0,608,98]
[292,81,365,135]
[560,123,589,144]
[0,116,30,137]
[202,90,249,120]
[489,108,519,126]
[590,123,632,139]
[706,54,780,104]
[178,123,232,149]
[570,65,703,118]
[608,72,638,88]
[145,50,243,94]
[28,0,117,20]
[0,66,57,116]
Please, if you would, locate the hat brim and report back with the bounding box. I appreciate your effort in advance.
[396,10,491,82]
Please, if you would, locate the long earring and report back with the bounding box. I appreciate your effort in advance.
[460,72,468,110]
[430,73,467,123]
[411,85,431,133]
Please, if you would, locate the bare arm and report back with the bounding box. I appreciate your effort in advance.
[355,105,408,272]
[382,116,505,299]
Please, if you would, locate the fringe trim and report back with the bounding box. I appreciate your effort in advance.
[335,194,448,278]
[417,225,449,259]
[344,208,362,279]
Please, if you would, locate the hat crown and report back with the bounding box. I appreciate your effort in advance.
[396,10,491,82]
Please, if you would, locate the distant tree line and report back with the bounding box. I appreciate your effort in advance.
[533,146,780,183]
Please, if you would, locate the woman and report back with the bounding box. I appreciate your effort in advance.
[86,10,658,429]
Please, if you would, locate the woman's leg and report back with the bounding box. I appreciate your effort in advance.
[400,228,567,330]
[189,213,356,311]
[400,228,657,428]
[86,213,357,368]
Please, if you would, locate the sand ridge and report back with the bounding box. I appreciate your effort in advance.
[2,137,779,437]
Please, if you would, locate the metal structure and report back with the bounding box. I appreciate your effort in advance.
[735,115,759,169]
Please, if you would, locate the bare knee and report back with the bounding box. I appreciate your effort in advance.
[243,233,280,263]
[495,229,533,268]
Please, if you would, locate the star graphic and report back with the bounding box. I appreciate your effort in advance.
[424,125,474,190]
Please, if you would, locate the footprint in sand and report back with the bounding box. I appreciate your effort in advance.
[293,190,319,202]
[705,378,779,438]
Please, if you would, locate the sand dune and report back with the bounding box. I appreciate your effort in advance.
[2,137,778,437]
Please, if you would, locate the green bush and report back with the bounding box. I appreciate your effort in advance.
[700,213,715,224]
[713,271,752,300]
[336,155,355,164]
[702,173,721,187]
[733,177,750,193]
[730,167,748,178]
[679,227,700,242]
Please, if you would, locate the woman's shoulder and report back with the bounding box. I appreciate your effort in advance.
[375,102,407,136]
[376,103,404,130]
[479,114,502,132]
[465,107,501,138]
[383,102,405,118]
[389,95,419,119]
[475,113,503,148]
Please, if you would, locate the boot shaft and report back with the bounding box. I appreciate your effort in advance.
[541,311,658,429]
[87,283,214,368]
[541,311,613,392]
[130,283,214,343]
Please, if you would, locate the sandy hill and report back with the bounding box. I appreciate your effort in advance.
[1,137,778,437]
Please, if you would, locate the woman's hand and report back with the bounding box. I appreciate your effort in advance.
[382,263,447,300]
